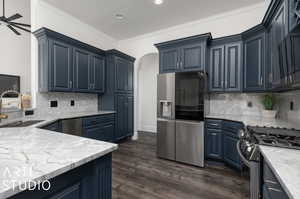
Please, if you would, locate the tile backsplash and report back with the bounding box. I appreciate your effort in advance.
[35,92,99,116]
[208,93,265,116]
[208,91,300,123]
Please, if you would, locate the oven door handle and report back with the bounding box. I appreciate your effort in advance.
[236,140,251,167]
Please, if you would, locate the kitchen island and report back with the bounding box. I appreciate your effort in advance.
[0,111,118,199]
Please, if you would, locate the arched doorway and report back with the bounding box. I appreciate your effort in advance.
[136,53,159,133]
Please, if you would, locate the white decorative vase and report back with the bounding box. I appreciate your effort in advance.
[262,110,277,118]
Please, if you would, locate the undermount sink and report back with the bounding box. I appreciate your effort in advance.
[0,120,45,128]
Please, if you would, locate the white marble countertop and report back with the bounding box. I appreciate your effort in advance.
[260,146,300,199]
[0,111,118,199]
[205,114,300,129]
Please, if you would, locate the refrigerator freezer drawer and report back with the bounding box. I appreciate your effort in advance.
[157,118,176,161]
[175,120,204,167]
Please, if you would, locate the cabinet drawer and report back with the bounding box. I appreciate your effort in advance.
[83,114,115,128]
[222,121,244,137]
[205,119,222,129]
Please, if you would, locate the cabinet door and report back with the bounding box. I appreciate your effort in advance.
[115,94,127,141]
[127,95,134,137]
[127,61,134,92]
[268,2,287,89]
[181,43,205,71]
[159,48,180,73]
[115,57,128,93]
[223,133,242,170]
[83,126,102,140]
[74,48,90,92]
[209,46,225,92]
[244,33,266,91]
[224,42,242,92]
[50,40,73,91]
[90,54,105,94]
[205,128,223,160]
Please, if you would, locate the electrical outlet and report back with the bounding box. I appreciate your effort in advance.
[71,100,75,106]
[290,101,294,111]
[50,101,58,108]
[247,101,253,108]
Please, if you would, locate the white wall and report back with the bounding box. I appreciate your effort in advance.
[0,0,31,93]
[138,53,159,132]
[117,2,269,134]
[30,0,118,108]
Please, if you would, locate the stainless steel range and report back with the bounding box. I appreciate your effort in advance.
[237,126,300,199]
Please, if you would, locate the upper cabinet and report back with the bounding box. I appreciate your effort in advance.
[209,36,243,92]
[49,39,73,92]
[34,28,106,94]
[242,25,266,92]
[155,34,212,73]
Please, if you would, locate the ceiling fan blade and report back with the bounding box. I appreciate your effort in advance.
[10,22,31,27]
[6,13,22,21]
[7,25,20,35]
[10,24,31,33]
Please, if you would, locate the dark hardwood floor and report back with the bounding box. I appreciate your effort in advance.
[112,132,250,199]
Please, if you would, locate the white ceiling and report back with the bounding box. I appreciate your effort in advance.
[43,0,264,40]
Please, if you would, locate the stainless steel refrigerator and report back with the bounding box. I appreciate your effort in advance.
[157,72,206,167]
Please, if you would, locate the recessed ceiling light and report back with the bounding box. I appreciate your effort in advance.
[115,14,124,20]
[154,0,164,5]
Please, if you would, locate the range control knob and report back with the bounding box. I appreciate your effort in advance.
[238,129,247,139]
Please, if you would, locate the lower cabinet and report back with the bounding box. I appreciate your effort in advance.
[83,124,114,142]
[10,154,112,199]
[205,119,243,170]
[262,160,289,199]
[205,128,223,160]
[115,94,134,141]
[223,132,242,170]
[82,114,115,142]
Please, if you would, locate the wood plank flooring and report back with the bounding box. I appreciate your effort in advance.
[112,132,250,199]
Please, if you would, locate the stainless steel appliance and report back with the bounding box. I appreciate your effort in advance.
[157,72,206,167]
[62,118,83,137]
[237,126,300,199]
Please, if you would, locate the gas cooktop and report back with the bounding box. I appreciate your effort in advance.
[248,126,300,150]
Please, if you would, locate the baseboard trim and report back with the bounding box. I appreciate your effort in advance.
[138,124,156,133]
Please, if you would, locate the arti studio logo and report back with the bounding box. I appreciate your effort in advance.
[2,166,51,191]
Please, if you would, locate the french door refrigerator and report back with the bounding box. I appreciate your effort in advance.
[157,72,206,167]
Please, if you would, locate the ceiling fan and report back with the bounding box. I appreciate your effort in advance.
[0,0,31,35]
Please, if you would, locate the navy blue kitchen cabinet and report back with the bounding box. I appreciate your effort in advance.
[82,114,115,142]
[205,119,243,171]
[115,94,134,141]
[243,25,267,92]
[262,159,289,199]
[49,39,73,92]
[209,46,225,92]
[159,47,180,73]
[9,154,112,199]
[102,50,135,142]
[90,54,105,93]
[155,34,212,73]
[205,128,223,160]
[34,28,106,94]
[264,0,289,90]
[115,57,134,93]
[223,132,242,170]
[73,47,90,92]
[209,36,243,92]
